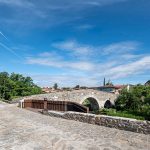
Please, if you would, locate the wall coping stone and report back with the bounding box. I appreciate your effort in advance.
[48,111,150,134]
[65,111,145,122]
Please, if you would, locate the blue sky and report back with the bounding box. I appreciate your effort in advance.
[0,0,150,87]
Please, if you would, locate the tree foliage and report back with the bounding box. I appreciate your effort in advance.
[0,72,42,100]
[145,80,150,86]
[105,79,113,86]
[115,85,150,120]
[53,83,58,90]
[74,85,80,89]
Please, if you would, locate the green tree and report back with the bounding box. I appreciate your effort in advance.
[106,79,113,86]
[75,85,80,89]
[145,80,150,86]
[53,83,58,90]
[0,72,42,100]
[115,85,150,120]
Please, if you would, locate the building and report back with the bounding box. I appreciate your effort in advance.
[90,85,126,94]
[42,87,54,93]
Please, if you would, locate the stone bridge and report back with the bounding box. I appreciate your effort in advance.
[26,89,118,110]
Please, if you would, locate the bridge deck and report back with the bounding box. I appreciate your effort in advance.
[0,102,149,150]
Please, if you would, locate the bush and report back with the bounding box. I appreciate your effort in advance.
[114,85,150,120]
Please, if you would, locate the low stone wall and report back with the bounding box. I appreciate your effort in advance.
[48,111,150,134]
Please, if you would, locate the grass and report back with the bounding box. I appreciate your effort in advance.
[94,108,145,120]
[12,96,21,99]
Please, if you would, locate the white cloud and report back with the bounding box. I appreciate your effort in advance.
[52,40,140,61]
[31,74,99,87]
[27,56,95,71]
[102,41,139,55]
[30,55,150,87]
[0,0,128,28]
[38,52,63,60]
[25,40,150,87]
[104,56,150,79]
[0,0,34,8]
[83,0,127,7]
[53,40,95,57]
[0,0,127,9]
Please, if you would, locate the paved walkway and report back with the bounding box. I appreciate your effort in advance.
[0,102,149,150]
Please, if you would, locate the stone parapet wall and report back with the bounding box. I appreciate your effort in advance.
[48,111,150,134]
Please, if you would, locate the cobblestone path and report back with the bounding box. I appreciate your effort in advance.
[0,102,149,150]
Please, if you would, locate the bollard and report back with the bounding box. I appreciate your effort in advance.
[42,98,48,115]
[87,107,89,113]
[44,98,48,110]
[20,99,24,108]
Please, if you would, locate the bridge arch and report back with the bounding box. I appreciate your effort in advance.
[104,99,114,108]
[81,96,100,111]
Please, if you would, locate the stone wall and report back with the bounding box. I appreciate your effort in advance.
[47,111,150,134]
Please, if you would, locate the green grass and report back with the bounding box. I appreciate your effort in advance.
[12,96,23,100]
[94,109,145,120]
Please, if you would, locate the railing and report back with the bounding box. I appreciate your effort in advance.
[23,99,89,113]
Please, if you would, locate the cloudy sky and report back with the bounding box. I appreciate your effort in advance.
[0,0,150,87]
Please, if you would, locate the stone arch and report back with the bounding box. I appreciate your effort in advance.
[104,99,114,108]
[81,97,100,111]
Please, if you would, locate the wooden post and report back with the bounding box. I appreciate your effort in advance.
[44,98,48,110]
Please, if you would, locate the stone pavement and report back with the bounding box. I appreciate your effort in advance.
[0,102,149,150]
